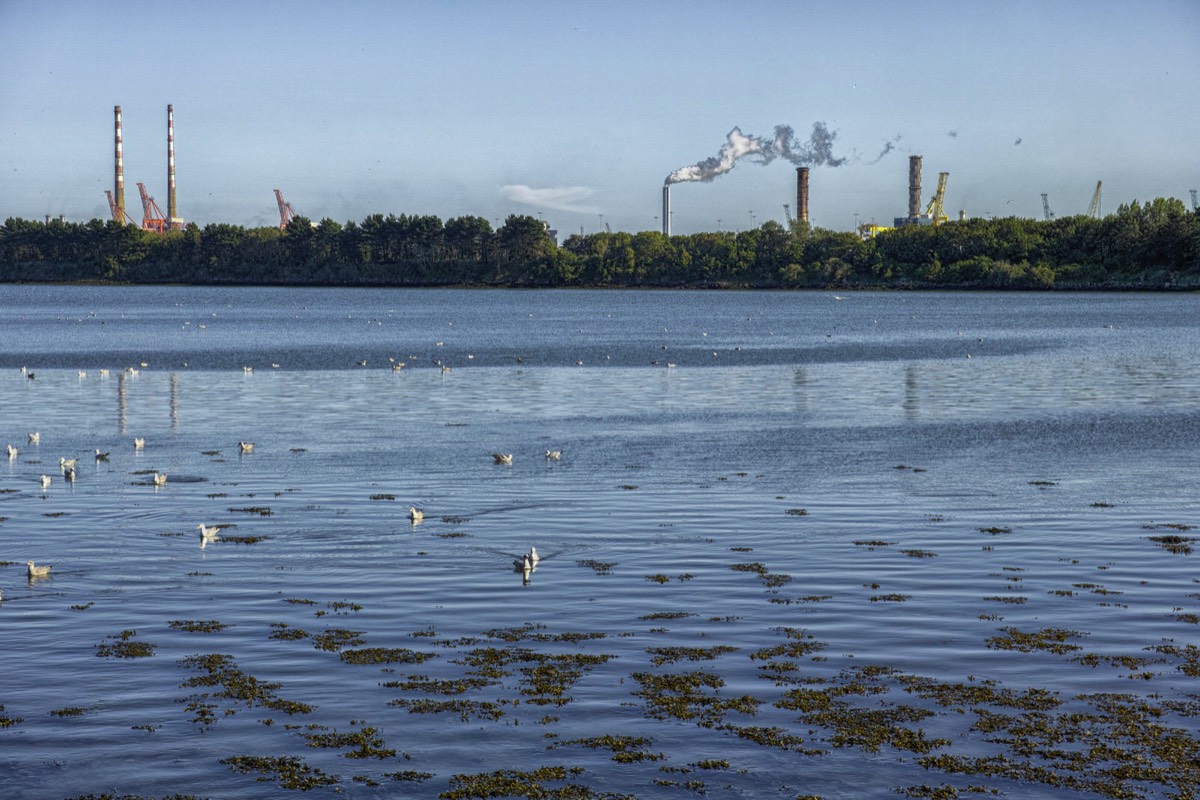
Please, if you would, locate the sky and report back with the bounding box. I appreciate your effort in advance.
[1,0,1197,236]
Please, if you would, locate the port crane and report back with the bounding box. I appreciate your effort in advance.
[274,189,297,230]
[1087,181,1102,219]
[104,191,137,225]
[1041,194,1054,221]
[924,172,949,225]
[136,182,167,233]
[782,204,794,226]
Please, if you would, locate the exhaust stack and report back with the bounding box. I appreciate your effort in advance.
[114,105,125,222]
[907,155,922,220]
[167,104,178,226]
[662,185,670,236]
[796,167,809,223]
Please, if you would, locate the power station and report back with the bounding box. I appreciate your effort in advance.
[106,104,185,231]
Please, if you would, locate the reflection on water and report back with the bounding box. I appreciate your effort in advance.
[0,288,1197,799]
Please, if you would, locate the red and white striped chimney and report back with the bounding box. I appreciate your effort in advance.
[167,104,177,224]
[114,105,125,221]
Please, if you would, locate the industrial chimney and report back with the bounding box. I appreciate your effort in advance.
[907,155,922,220]
[796,167,810,223]
[662,185,671,236]
[114,105,125,222]
[167,104,178,227]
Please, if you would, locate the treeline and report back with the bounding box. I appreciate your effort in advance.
[2,197,1198,289]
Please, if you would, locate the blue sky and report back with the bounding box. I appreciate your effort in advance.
[1,0,1197,235]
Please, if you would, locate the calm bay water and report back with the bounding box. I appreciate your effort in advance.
[0,286,1197,799]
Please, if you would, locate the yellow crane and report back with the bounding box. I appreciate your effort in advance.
[1087,181,1102,218]
[924,172,949,225]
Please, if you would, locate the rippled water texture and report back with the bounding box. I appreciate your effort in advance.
[1,286,1198,799]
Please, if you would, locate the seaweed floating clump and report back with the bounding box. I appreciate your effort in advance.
[553,734,664,763]
[339,647,437,665]
[441,766,612,800]
[577,559,616,575]
[986,627,1084,654]
[49,707,88,717]
[0,704,23,728]
[178,653,314,728]
[220,755,337,790]
[96,630,156,659]
[301,725,396,759]
[168,620,230,634]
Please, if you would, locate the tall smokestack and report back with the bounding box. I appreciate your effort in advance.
[796,167,809,223]
[662,185,671,236]
[908,155,922,219]
[167,104,177,224]
[114,105,125,222]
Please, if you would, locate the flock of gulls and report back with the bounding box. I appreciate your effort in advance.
[3,426,562,600]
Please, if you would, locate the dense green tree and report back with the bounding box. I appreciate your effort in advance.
[2,199,1197,289]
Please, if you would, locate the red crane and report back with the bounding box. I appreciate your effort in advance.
[136,182,167,233]
[104,190,137,225]
[274,189,297,230]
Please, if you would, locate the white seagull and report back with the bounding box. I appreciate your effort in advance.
[528,546,540,567]
[27,432,40,445]
[133,438,145,450]
[408,507,424,523]
[545,450,561,460]
[492,453,513,465]
[59,457,77,471]
[27,560,52,579]
[152,473,167,486]
[197,524,220,547]
[40,474,51,489]
[238,441,254,453]
[95,449,110,461]
[5,444,16,459]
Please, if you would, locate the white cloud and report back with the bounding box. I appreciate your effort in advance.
[501,185,600,214]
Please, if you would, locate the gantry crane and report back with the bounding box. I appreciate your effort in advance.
[136,182,167,233]
[1041,193,1054,221]
[1087,181,1102,219]
[924,172,949,225]
[275,189,297,230]
[783,204,794,226]
[104,190,137,225]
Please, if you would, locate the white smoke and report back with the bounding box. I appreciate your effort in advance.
[665,122,847,185]
[501,184,600,214]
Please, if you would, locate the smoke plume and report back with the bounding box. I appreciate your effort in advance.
[866,134,902,164]
[665,121,846,185]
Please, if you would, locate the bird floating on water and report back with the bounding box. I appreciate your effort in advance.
[27,560,52,579]
[408,506,424,523]
[197,524,220,547]
[133,438,145,450]
[243,366,253,374]
[528,546,540,567]
[63,467,76,483]
[59,457,77,471]
[239,441,254,453]
[95,449,110,461]
[152,473,167,486]
[40,475,51,489]
[6,444,16,459]
[545,450,561,460]
[493,453,513,465]
[27,432,40,445]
